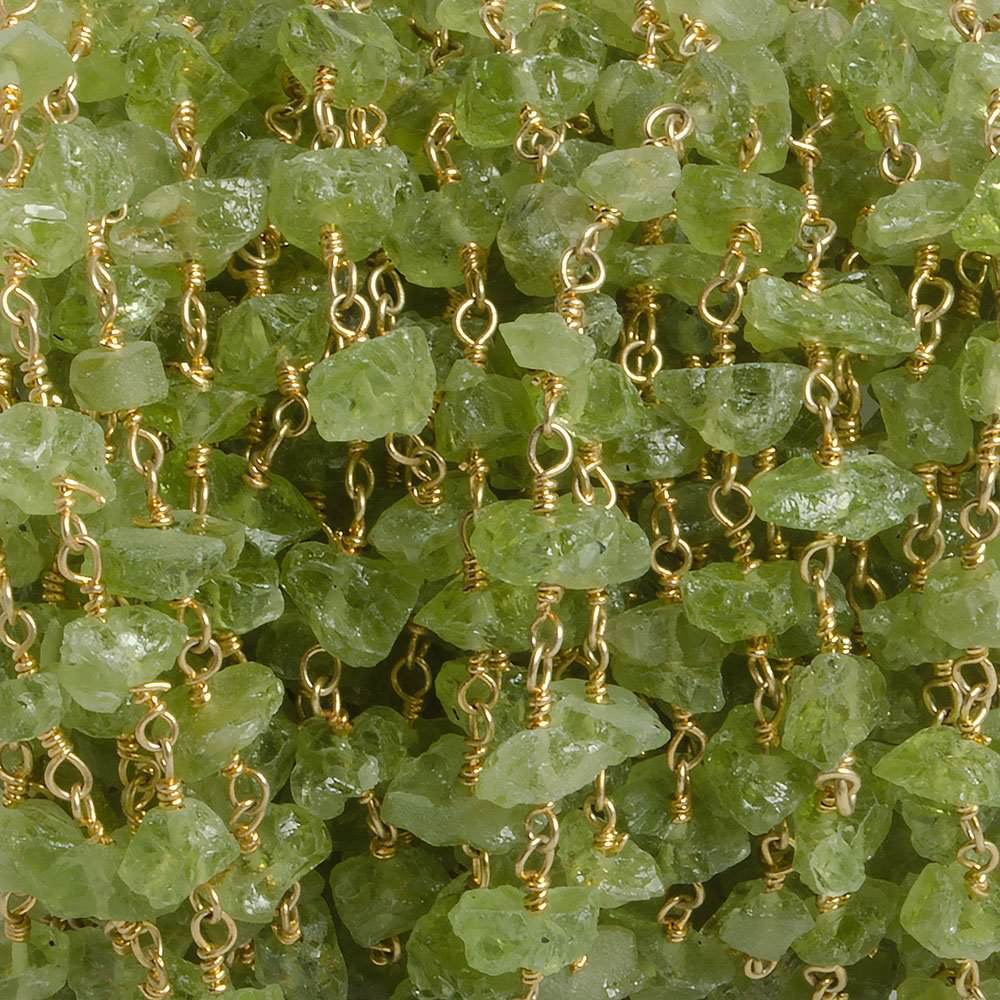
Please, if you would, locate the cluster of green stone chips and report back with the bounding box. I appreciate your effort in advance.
[3,0,1000,998]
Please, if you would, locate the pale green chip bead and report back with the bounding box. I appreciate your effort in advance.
[0,23,74,104]
[0,188,87,278]
[0,673,62,741]
[577,146,681,221]
[499,313,595,375]
[0,922,69,1000]
[309,325,436,442]
[955,158,1000,256]
[958,335,1000,420]
[69,341,169,414]
[715,879,814,962]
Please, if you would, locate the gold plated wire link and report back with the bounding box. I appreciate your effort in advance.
[189,884,238,994]
[2,252,60,404]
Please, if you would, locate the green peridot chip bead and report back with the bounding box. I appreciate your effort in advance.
[0,23,74,105]
[471,496,650,590]
[0,672,62,741]
[866,180,970,249]
[793,879,898,966]
[0,187,87,278]
[282,542,421,667]
[577,146,681,222]
[499,313,595,376]
[923,557,1000,649]
[143,379,259,449]
[954,158,1000,256]
[253,900,347,998]
[536,924,645,1000]
[447,884,599,976]
[958,336,1000,420]
[56,605,186,713]
[750,451,927,541]
[0,921,69,1000]
[69,341,169,414]
[714,879,814,962]
[309,325,436,442]
[860,588,961,670]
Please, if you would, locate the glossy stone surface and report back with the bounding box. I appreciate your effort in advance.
[69,341,168,414]
[577,146,681,222]
[500,313,595,376]
[0,673,62,741]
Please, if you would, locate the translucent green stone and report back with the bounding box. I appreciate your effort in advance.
[681,561,813,644]
[126,20,249,140]
[924,557,1000,649]
[471,497,650,590]
[874,726,1000,808]
[536,924,645,1000]
[217,804,331,923]
[497,182,594,297]
[860,589,961,671]
[382,734,526,852]
[69,341,168,414]
[0,922,68,1000]
[577,146,680,222]
[793,879,897,966]
[67,926,145,1000]
[898,979,961,1000]
[553,360,647,444]
[627,921,738,1000]
[278,6,403,109]
[557,809,663,908]
[435,658,525,743]
[901,795,993,864]
[0,403,114,516]
[867,181,970,249]
[384,172,505,288]
[605,601,731,713]
[167,662,284,780]
[143,379,258,449]
[0,673,62,741]
[0,23,73,105]
[448,884,599,976]
[331,847,449,947]
[200,550,284,635]
[109,177,267,276]
[117,798,240,909]
[901,862,1000,960]
[593,61,674,147]
[715,880,813,962]
[751,451,927,541]
[282,542,421,667]
[98,515,244,601]
[872,365,973,467]
[477,679,667,808]
[674,165,806,263]
[56,605,185,713]
[958,336,1000,421]
[436,0,534,34]
[655,363,807,456]
[214,295,328,395]
[500,313,595,376]
[603,402,707,484]
[415,576,538,653]
[782,653,888,768]
[955,158,1000,256]
[663,0,787,43]
[435,361,537,462]
[608,243,717,307]
[699,705,813,836]
[268,147,413,261]
[105,122,179,203]
[0,799,82,895]
[743,274,919,355]
[309,326,436,442]
[783,8,850,114]
[0,186,86,278]
[254,900,347,999]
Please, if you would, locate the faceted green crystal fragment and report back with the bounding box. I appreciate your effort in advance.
[331,847,449,947]
[69,341,168,414]
[603,402,707,484]
[782,653,888,768]
[958,336,1000,420]
[143,380,258,449]
[557,809,663,908]
[168,662,283,780]
[0,187,87,277]
[0,798,82,894]
[663,0,787,42]
[448,885,599,976]
[382,734,525,852]
[126,21,248,140]
[743,274,919,355]
[200,549,284,634]
[715,880,813,962]
[537,924,645,1000]
[554,361,647,444]
[109,177,267,276]
[924,557,1000,649]
[497,182,594,297]
[867,181,970,249]
[901,795,992,864]
[217,805,331,923]
[500,313,595,376]
[254,900,347,999]
[477,679,667,808]
[954,156,1000,256]
[751,451,926,541]
[67,926,146,1000]
[681,560,812,644]
[793,879,898,966]
[309,326,436,442]
[415,576,538,653]
[901,862,1000,960]
[872,365,973,467]
[0,23,74,104]
[98,516,243,601]
[56,605,185,713]
[117,798,240,909]
[0,403,114,516]
[471,497,650,590]
[606,601,730,713]
[874,726,1000,808]
[278,6,403,109]
[0,922,68,1000]
[674,165,806,262]
[577,146,680,222]
[282,542,421,667]
[699,705,813,836]
[268,147,413,261]
[861,589,960,671]
[655,363,807,456]
[0,673,62,741]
